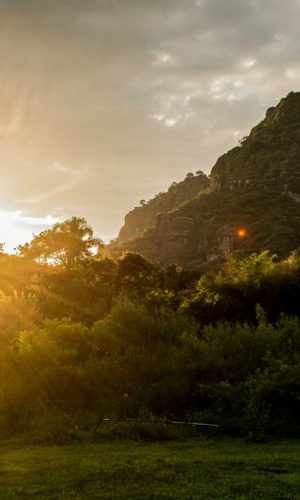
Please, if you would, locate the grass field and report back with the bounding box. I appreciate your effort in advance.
[0,438,299,499]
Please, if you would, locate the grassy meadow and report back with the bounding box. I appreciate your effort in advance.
[0,438,299,499]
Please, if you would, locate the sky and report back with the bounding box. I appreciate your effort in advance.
[1,0,300,251]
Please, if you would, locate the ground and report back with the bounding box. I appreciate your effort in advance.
[0,438,299,499]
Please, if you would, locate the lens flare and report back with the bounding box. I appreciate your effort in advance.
[237,228,247,238]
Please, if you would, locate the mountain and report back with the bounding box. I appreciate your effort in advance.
[108,92,300,268]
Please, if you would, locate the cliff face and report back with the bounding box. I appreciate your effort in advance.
[118,172,209,243]
[109,92,300,268]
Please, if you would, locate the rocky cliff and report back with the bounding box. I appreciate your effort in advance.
[118,172,209,243]
[109,92,300,268]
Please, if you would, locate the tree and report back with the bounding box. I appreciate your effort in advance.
[184,251,300,325]
[37,257,117,325]
[17,217,103,267]
[116,252,160,300]
[238,136,248,146]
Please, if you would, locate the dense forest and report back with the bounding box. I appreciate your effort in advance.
[0,216,299,442]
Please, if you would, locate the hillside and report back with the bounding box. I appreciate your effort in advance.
[109,92,300,267]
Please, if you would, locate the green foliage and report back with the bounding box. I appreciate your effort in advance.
[37,258,116,325]
[0,291,40,345]
[0,221,300,441]
[185,250,300,324]
[193,317,300,437]
[0,252,42,293]
[0,296,298,438]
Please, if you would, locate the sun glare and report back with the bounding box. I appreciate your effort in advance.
[0,210,60,253]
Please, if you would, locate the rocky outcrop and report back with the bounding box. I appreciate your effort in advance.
[210,91,300,198]
[118,172,209,244]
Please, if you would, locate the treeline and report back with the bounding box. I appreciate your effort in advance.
[0,218,299,440]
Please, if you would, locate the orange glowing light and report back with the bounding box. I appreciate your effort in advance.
[237,228,247,238]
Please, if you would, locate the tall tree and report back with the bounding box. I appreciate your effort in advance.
[17,217,103,267]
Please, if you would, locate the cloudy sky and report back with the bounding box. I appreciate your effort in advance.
[0,0,300,250]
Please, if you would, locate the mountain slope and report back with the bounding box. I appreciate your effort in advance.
[211,91,300,199]
[109,92,300,267]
